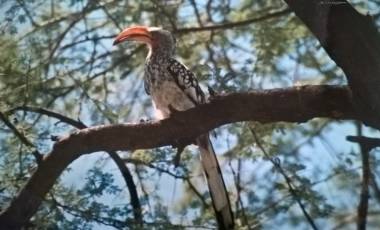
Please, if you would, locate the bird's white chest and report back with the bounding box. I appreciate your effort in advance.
[150,80,194,120]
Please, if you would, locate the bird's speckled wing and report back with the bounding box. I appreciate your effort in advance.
[166,59,234,229]
[167,58,205,105]
[167,59,234,229]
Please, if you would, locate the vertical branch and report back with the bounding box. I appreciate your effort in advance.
[346,131,380,230]
[369,172,380,205]
[347,134,380,230]
[354,123,370,230]
[357,144,370,230]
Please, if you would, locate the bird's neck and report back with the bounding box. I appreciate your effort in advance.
[146,44,173,62]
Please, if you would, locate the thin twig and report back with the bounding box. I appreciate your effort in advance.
[174,8,291,34]
[7,106,143,225]
[49,193,129,228]
[9,106,86,129]
[0,111,42,163]
[185,177,209,209]
[249,127,318,230]
[16,0,39,27]
[370,172,380,205]
[124,158,209,209]
[229,159,250,228]
[19,0,118,40]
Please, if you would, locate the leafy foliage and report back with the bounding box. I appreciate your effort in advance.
[0,0,380,229]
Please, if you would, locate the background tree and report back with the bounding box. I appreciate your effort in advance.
[0,0,379,229]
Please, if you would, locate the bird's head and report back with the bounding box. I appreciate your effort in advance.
[113,26,176,56]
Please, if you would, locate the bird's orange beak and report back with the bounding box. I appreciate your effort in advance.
[113,26,152,46]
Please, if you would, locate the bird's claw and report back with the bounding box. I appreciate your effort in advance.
[50,135,61,142]
[140,118,151,123]
[207,86,220,101]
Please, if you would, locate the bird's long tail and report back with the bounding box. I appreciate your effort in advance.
[196,134,234,229]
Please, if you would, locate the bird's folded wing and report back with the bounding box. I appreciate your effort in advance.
[167,58,206,105]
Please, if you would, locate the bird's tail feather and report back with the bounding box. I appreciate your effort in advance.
[196,134,234,229]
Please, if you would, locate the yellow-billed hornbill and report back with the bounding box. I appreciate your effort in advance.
[114,26,234,229]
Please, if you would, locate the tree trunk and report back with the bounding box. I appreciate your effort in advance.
[284,0,380,129]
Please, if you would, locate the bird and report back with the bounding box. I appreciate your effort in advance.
[113,26,234,229]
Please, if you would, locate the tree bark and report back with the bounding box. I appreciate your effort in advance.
[0,85,358,229]
[284,0,380,128]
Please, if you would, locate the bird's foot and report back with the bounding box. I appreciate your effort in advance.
[139,118,151,123]
[50,135,62,142]
[207,85,221,101]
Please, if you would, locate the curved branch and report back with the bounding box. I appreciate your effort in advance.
[0,112,42,163]
[7,106,142,225]
[0,85,358,229]
[8,106,86,129]
[107,152,142,225]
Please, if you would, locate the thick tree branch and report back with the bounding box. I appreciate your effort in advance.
[284,0,380,128]
[0,85,360,229]
[8,106,143,225]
